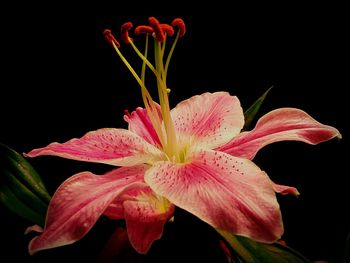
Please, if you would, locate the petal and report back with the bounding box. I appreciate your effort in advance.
[104,183,175,254]
[97,227,132,262]
[124,105,162,147]
[145,150,283,243]
[171,92,244,149]
[272,182,300,196]
[103,200,124,220]
[218,108,342,159]
[25,128,165,166]
[28,165,147,255]
[122,184,175,254]
[103,182,164,220]
[25,225,43,234]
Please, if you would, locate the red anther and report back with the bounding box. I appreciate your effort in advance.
[121,22,133,44]
[148,17,165,42]
[134,25,154,35]
[160,24,174,36]
[171,18,186,37]
[103,29,120,48]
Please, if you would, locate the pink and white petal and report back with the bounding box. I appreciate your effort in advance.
[25,225,43,234]
[28,165,147,255]
[103,201,124,220]
[25,128,165,166]
[97,227,131,263]
[218,108,342,159]
[103,182,154,220]
[122,185,175,254]
[104,182,174,253]
[124,105,162,147]
[272,182,300,196]
[145,150,283,243]
[171,92,244,149]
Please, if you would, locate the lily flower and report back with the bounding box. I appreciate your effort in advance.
[25,17,341,255]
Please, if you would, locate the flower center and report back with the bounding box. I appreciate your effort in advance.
[104,17,186,163]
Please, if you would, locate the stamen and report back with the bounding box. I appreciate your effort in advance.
[103,29,120,48]
[135,25,154,35]
[172,18,186,37]
[148,17,165,42]
[141,35,149,83]
[105,18,187,161]
[104,24,166,148]
[160,24,174,36]
[121,22,133,44]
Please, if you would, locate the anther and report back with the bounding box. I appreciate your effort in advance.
[171,18,186,37]
[160,24,174,36]
[121,22,133,44]
[135,25,154,35]
[103,29,120,48]
[148,17,165,42]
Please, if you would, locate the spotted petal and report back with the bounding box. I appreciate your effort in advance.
[145,150,283,243]
[28,165,147,255]
[124,105,162,147]
[218,108,342,159]
[171,92,244,149]
[25,128,165,166]
[121,184,174,254]
[272,182,300,196]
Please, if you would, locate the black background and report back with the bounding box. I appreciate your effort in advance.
[1,1,349,262]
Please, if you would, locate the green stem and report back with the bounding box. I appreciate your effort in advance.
[112,42,165,146]
[141,35,149,83]
[154,40,178,159]
[164,32,179,83]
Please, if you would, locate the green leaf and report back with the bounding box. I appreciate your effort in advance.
[217,230,311,263]
[0,182,45,226]
[0,143,51,203]
[0,143,50,226]
[243,86,273,131]
[1,168,48,215]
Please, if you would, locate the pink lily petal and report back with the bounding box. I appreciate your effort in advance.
[103,182,159,220]
[103,200,124,220]
[124,105,162,147]
[25,225,43,234]
[145,150,283,243]
[97,227,133,263]
[171,92,244,149]
[218,108,342,159]
[104,182,174,253]
[272,182,300,196]
[122,184,175,254]
[25,128,165,166]
[28,165,147,255]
